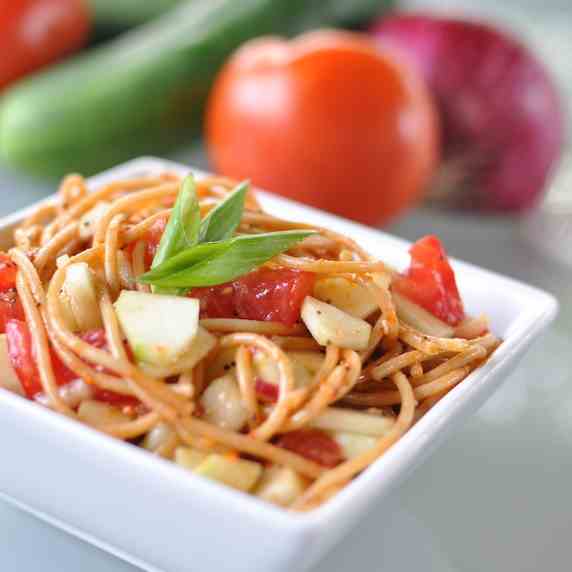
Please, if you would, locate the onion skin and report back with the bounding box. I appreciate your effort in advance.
[372,14,564,212]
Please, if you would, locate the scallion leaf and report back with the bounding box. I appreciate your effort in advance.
[140,241,232,283]
[139,230,315,288]
[151,175,200,270]
[199,181,249,243]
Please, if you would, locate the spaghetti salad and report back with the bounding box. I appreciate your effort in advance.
[0,172,499,510]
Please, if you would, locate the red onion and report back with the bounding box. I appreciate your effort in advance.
[372,13,564,212]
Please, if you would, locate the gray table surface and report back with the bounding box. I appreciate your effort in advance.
[1,1,571,570]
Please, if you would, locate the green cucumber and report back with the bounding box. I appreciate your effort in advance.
[0,0,394,178]
[87,0,186,30]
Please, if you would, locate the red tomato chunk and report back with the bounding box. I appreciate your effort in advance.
[6,323,139,407]
[276,429,344,468]
[5,319,76,399]
[190,268,316,326]
[254,378,279,403]
[393,235,465,326]
[0,253,24,333]
[0,253,18,290]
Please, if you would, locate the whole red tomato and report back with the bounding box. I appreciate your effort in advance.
[0,0,90,90]
[206,30,439,225]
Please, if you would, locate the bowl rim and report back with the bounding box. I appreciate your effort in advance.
[0,156,558,534]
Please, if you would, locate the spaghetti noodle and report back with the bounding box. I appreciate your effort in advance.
[0,172,499,510]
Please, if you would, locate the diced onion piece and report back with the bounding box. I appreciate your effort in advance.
[286,351,324,374]
[0,334,23,395]
[114,291,200,366]
[34,379,95,409]
[78,399,131,426]
[194,454,262,492]
[255,465,308,507]
[393,292,454,338]
[62,262,102,331]
[57,288,80,331]
[309,407,395,436]
[252,350,313,389]
[143,422,175,452]
[454,314,489,339]
[331,431,378,459]
[313,277,377,319]
[301,296,372,350]
[200,375,249,431]
[174,446,208,470]
[79,201,110,240]
[141,327,217,378]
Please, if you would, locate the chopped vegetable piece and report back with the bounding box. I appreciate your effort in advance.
[62,263,102,331]
[255,465,308,507]
[78,399,131,426]
[0,253,18,290]
[301,296,372,350]
[313,277,377,319]
[5,319,76,399]
[200,375,249,431]
[194,454,262,492]
[309,407,395,436]
[392,235,465,326]
[276,428,343,468]
[331,431,378,459]
[191,283,237,319]
[114,291,199,366]
[393,292,454,338]
[233,268,315,326]
[0,288,24,333]
[175,446,208,470]
[92,388,140,409]
[191,269,315,326]
[0,253,23,333]
[255,378,279,403]
[0,334,23,395]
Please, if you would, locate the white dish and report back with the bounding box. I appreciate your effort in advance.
[0,157,558,572]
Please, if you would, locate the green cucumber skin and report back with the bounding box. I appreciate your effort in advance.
[87,0,186,28]
[0,0,394,178]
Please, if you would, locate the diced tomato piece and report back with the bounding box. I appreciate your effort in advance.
[5,319,75,399]
[392,235,465,326]
[73,331,141,408]
[233,268,315,325]
[189,269,316,326]
[255,378,279,403]
[191,283,237,318]
[0,253,18,290]
[0,288,24,333]
[0,253,24,333]
[5,320,40,398]
[275,429,344,468]
[5,324,140,408]
[92,388,141,408]
[79,328,108,349]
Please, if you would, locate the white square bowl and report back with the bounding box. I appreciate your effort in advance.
[0,158,558,572]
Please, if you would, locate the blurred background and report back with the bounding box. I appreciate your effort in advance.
[0,0,571,571]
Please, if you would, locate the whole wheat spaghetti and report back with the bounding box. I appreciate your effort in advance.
[0,171,499,510]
